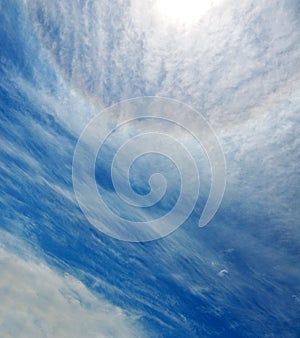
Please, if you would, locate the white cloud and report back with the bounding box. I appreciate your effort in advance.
[20,0,300,236]
[0,246,143,338]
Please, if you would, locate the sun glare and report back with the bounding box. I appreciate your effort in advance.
[156,0,213,24]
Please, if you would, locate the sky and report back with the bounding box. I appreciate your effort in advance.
[0,0,300,336]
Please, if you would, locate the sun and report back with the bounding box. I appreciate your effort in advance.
[155,0,213,25]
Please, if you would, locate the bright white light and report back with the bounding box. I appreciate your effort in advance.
[156,0,213,24]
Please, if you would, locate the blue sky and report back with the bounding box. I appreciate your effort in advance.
[0,0,300,336]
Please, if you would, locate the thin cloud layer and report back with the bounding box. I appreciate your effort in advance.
[1,0,299,336]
